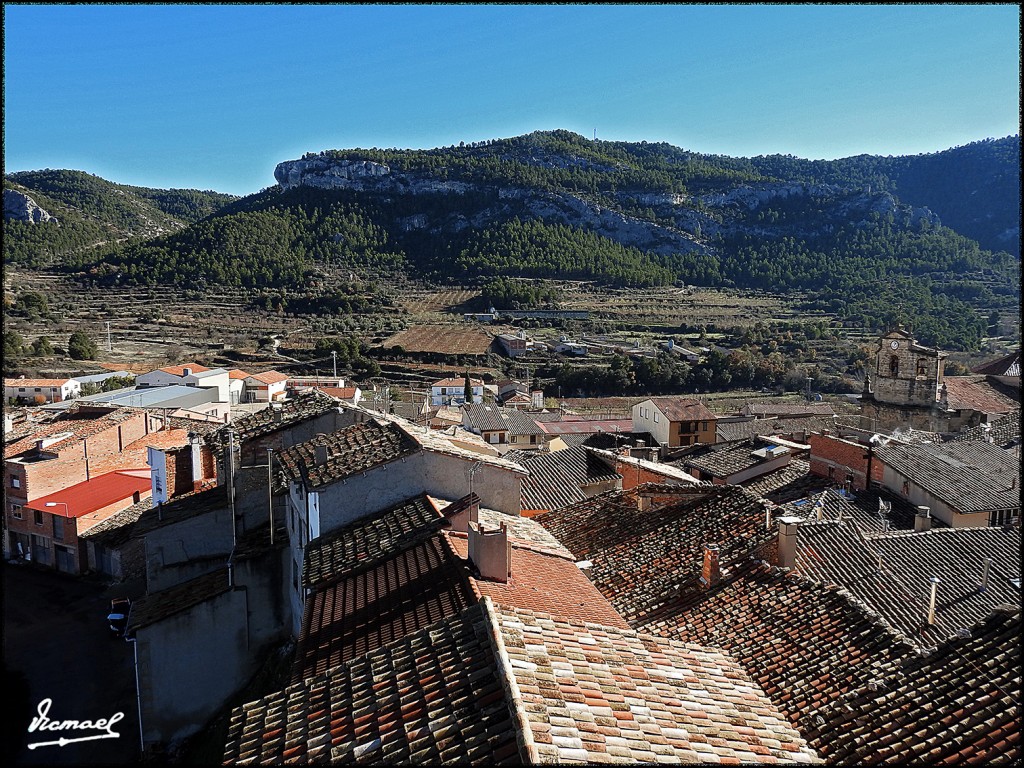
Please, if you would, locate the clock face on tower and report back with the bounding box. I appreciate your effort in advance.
[890,340,899,350]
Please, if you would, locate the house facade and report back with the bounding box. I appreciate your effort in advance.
[4,377,81,404]
[431,377,484,406]
[243,371,289,402]
[632,397,717,451]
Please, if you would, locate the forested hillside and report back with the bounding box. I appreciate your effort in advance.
[4,131,1018,351]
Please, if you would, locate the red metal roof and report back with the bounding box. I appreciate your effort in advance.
[24,469,152,518]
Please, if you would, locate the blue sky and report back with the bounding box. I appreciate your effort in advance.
[4,3,1020,196]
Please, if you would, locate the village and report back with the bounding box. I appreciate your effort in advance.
[2,320,1019,764]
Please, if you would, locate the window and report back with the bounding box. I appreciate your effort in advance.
[901,480,910,496]
[11,504,22,520]
[890,356,900,377]
[701,421,708,432]
[10,476,20,489]
[53,515,64,542]
[34,509,43,526]
[653,412,660,423]
[916,358,927,376]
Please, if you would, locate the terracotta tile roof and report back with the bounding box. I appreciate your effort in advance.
[223,602,525,765]
[779,486,932,535]
[645,397,716,422]
[276,420,420,489]
[24,469,151,519]
[129,568,230,631]
[432,377,483,387]
[536,417,634,435]
[315,386,359,400]
[536,484,776,622]
[246,370,290,385]
[947,408,1021,448]
[302,494,445,590]
[795,522,1021,645]
[293,534,476,684]
[158,363,210,376]
[806,604,1021,766]
[642,559,917,753]
[4,377,73,387]
[506,446,621,513]
[741,401,836,418]
[211,390,340,447]
[227,369,251,380]
[462,403,546,435]
[717,415,849,442]
[943,375,1019,414]
[4,405,143,459]
[740,458,833,503]
[446,534,629,629]
[494,604,821,764]
[874,441,1021,514]
[972,350,1021,377]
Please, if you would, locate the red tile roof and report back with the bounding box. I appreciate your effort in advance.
[314,386,358,400]
[446,533,630,629]
[646,397,717,422]
[943,375,1019,414]
[227,369,251,380]
[247,370,289,385]
[4,378,73,387]
[24,469,151,518]
[4,406,145,459]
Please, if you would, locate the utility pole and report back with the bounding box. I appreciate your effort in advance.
[106,322,112,352]
[331,351,337,380]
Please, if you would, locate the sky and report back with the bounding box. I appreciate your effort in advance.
[3,3,1020,196]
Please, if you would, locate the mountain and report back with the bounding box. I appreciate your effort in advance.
[3,170,238,268]
[4,132,1019,350]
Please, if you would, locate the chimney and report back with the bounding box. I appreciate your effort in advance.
[637,492,652,512]
[926,576,941,625]
[443,493,480,533]
[777,516,801,569]
[701,544,721,588]
[314,443,330,465]
[272,405,284,423]
[914,506,932,532]
[980,557,993,591]
[467,521,510,583]
[182,367,192,377]
[531,390,544,409]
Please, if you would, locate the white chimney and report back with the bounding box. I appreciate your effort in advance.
[777,516,801,569]
[182,367,192,377]
[467,521,510,583]
[914,506,932,532]
[927,576,941,625]
[980,557,993,591]
[531,390,544,409]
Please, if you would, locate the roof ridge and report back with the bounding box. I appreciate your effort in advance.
[477,596,539,765]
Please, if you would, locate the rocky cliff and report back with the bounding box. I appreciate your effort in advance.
[4,188,57,223]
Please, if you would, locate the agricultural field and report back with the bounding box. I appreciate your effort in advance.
[379,324,495,356]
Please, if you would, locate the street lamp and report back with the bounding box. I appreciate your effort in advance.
[44,501,71,516]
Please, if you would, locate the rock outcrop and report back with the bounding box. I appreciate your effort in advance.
[274,156,391,190]
[4,188,57,223]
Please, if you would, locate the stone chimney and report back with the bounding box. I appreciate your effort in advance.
[443,493,480,533]
[777,516,801,569]
[701,544,721,588]
[314,443,330,465]
[637,492,652,512]
[914,506,932,532]
[467,521,510,583]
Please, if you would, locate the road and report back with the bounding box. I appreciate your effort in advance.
[3,562,139,765]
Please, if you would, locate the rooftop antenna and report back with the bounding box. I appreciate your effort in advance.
[594,128,597,141]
